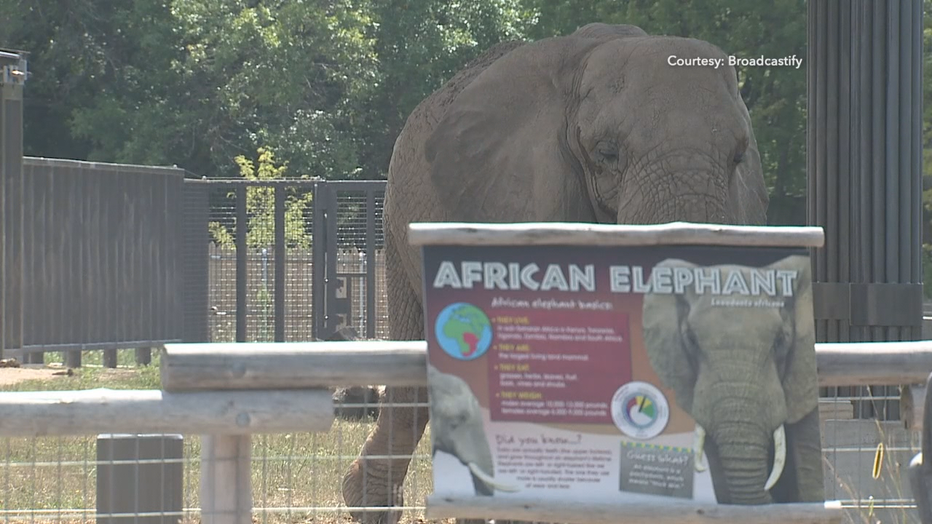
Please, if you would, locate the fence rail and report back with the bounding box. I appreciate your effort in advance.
[1,340,930,524]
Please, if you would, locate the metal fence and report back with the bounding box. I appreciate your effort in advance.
[182,178,388,345]
[4,158,185,367]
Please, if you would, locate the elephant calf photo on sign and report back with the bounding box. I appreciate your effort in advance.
[642,254,824,505]
[427,364,521,498]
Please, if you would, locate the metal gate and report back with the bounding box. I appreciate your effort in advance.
[311,180,386,341]
[181,179,386,344]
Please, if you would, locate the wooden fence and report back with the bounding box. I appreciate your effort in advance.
[5,340,932,524]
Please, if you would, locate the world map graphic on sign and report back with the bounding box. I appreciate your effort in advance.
[434,302,493,360]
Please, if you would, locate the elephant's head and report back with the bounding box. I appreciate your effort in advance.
[425,23,768,227]
[427,364,521,495]
[641,254,823,505]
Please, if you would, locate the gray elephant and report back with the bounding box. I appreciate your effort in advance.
[427,364,521,497]
[641,255,824,505]
[341,22,770,523]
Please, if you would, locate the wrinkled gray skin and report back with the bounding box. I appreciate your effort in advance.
[342,22,770,523]
[427,365,520,497]
[642,255,824,505]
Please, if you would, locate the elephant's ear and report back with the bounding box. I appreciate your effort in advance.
[641,258,697,412]
[730,95,769,226]
[424,37,605,222]
[772,254,819,424]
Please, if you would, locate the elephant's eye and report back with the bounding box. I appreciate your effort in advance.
[733,150,745,164]
[772,328,791,376]
[595,142,619,164]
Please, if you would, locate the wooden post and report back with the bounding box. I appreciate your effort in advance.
[903,384,927,433]
[136,347,153,366]
[200,435,252,524]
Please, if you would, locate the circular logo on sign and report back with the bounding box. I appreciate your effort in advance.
[434,302,493,361]
[611,382,670,439]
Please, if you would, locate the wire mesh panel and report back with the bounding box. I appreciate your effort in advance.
[325,183,386,340]
[0,434,201,524]
[819,395,921,524]
[199,180,318,343]
[0,386,919,524]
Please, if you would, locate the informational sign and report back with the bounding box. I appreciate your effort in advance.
[421,241,824,506]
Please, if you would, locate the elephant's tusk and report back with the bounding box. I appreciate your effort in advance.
[467,462,521,493]
[693,424,707,472]
[764,424,786,491]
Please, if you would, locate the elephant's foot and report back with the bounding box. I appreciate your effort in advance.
[342,455,409,524]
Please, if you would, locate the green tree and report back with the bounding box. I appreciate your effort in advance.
[354,0,532,177]
[208,147,314,249]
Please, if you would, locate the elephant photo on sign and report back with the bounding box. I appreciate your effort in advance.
[427,364,521,497]
[641,254,824,505]
[342,21,771,523]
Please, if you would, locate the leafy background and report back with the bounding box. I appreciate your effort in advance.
[3,0,931,289]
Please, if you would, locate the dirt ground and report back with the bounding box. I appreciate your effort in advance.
[0,364,71,385]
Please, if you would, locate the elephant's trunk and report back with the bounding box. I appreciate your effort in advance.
[616,162,732,225]
[713,420,774,505]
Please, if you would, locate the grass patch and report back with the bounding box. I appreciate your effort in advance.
[0,350,441,524]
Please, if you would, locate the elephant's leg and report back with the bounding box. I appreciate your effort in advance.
[343,241,430,524]
[342,384,430,523]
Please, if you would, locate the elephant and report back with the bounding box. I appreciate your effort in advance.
[427,364,521,497]
[341,21,770,523]
[641,255,824,505]
[326,326,384,421]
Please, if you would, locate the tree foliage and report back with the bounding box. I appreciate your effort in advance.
[2,0,927,232]
[208,147,314,249]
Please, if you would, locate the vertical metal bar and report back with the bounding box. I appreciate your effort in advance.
[64,166,81,368]
[857,0,873,343]
[814,0,828,342]
[108,170,121,364]
[32,163,47,352]
[89,167,101,361]
[884,0,900,347]
[899,0,913,299]
[825,0,839,343]
[806,0,816,308]
[274,185,286,342]
[847,0,860,343]
[365,190,376,339]
[326,187,341,336]
[143,170,157,353]
[22,162,36,362]
[311,182,326,340]
[912,0,924,343]
[102,170,117,369]
[48,166,61,360]
[0,87,6,359]
[2,88,24,358]
[119,170,132,364]
[870,0,886,345]
[182,180,210,343]
[837,0,851,343]
[236,185,248,343]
